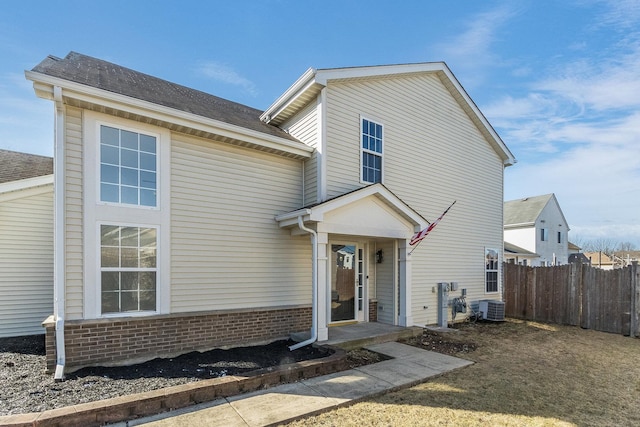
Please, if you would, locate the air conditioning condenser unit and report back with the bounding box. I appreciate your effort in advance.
[478,300,505,321]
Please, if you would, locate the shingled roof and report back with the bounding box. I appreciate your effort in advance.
[30,52,299,143]
[504,194,554,226]
[0,149,53,184]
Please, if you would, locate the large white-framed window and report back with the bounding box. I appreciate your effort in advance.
[485,248,499,293]
[360,117,383,184]
[100,125,157,207]
[83,111,170,319]
[100,224,157,314]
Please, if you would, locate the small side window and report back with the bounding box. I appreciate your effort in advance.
[541,228,548,241]
[485,248,499,293]
[361,118,383,184]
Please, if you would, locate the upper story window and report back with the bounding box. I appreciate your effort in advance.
[557,231,562,244]
[361,118,383,184]
[540,228,548,241]
[100,125,157,207]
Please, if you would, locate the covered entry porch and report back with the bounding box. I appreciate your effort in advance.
[276,184,428,344]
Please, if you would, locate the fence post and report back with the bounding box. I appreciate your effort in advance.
[631,261,639,337]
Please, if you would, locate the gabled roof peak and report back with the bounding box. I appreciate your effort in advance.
[261,61,516,166]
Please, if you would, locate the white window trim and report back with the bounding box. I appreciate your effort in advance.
[97,222,160,317]
[83,111,171,319]
[359,115,384,185]
[97,122,161,210]
[485,247,500,294]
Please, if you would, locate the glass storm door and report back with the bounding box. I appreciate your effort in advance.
[331,244,357,322]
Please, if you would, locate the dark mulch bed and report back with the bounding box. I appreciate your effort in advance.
[400,324,480,356]
[0,326,476,416]
[0,334,385,416]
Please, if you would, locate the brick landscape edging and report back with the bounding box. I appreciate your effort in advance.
[0,346,346,427]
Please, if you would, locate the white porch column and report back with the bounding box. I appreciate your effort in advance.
[398,239,413,326]
[316,232,329,341]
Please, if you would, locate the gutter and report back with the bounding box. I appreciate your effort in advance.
[289,216,318,351]
[25,71,313,159]
[53,86,66,381]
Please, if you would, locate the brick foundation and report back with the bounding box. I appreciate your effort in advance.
[43,306,311,373]
[369,299,378,322]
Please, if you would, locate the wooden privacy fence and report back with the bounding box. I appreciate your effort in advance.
[503,261,640,336]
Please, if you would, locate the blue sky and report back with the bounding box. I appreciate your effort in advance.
[1,0,639,247]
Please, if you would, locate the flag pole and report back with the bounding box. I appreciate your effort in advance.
[408,200,456,255]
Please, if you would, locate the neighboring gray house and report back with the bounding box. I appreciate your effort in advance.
[0,149,54,337]
[504,194,569,266]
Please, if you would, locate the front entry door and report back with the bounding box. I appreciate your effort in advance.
[331,244,357,323]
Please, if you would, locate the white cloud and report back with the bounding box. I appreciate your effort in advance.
[196,62,258,97]
[536,52,640,112]
[496,1,640,248]
[505,133,640,247]
[430,5,520,86]
[595,0,640,29]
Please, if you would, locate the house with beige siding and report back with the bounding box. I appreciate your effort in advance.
[26,52,515,377]
[0,149,54,337]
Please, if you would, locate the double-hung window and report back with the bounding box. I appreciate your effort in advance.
[361,118,383,184]
[100,225,157,314]
[100,125,157,207]
[485,248,499,293]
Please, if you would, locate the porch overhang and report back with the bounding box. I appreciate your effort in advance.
[275,184,428,239]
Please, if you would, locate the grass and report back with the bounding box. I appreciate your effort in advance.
[282,319,640,427]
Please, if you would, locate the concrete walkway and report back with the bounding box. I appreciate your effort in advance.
[114,342,473,427]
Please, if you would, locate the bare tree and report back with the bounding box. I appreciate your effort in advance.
[581,238,619,255]
[616,241,638,251]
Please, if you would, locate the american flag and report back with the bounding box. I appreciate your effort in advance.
[410,201,456,246]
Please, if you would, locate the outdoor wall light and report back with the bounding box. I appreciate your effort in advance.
[376,249,384,263]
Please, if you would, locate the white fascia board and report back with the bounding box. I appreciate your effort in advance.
[275,209,312,228]
[275,185,428,231]
[313,184,427,229]
[26,71,313,159]
[504,222,536,229]
[261,68,317,123]
[0,174,54,195]
[275,208,312,222]
[313,62,447,84]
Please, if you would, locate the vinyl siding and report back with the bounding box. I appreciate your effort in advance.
[65,107,84,320]
[325,74,505,325]
[374,240,395,324]
[282,101,319,206]
[0,187,53,336]
[170,133,311,312]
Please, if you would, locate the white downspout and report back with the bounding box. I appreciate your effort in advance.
[289,216,318,350]
[53,86,66,381]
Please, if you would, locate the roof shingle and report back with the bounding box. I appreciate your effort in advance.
[504,194,554,226]
[0,149,53,184]
[31,52,300,143]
